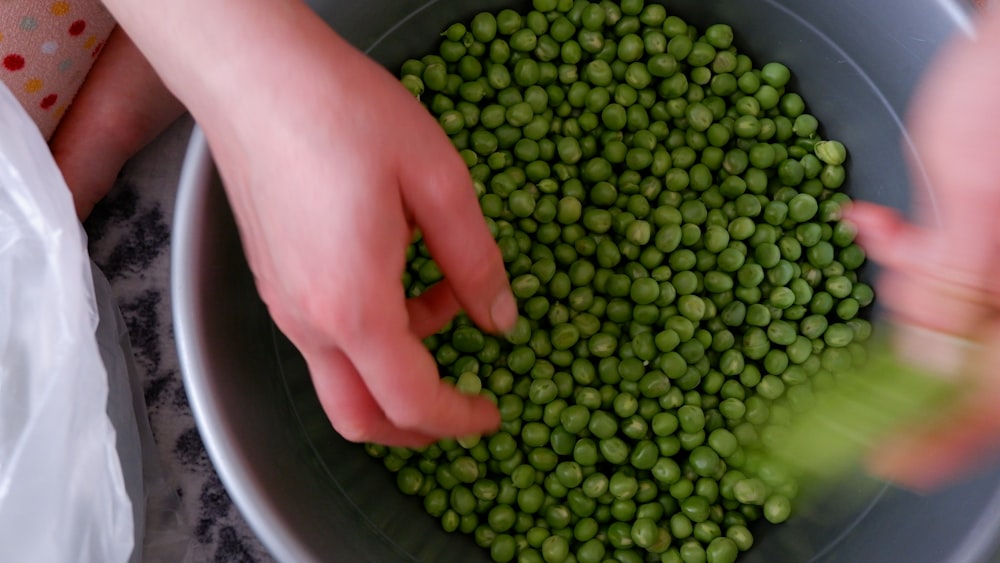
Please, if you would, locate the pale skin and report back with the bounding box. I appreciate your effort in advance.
[846,6,1000,489]
[99,0,518,447]
[72,0,999,481]
[51,26,184,220]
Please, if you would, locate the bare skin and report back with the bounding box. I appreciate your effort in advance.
[49,26,184,220]
[87,0,1000,475]
[847,7,1000,489]
[100,0,517,447]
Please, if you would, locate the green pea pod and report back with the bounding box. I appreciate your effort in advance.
[761,326,962,486]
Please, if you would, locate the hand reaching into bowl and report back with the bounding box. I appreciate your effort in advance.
[846,6,1000,489]
[103,0,517,447]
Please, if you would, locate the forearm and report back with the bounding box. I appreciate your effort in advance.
[50,26,186,219]
[53,27,184,157]
[99,0,357,134]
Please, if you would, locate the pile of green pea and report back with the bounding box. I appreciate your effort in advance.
[366,1,875,562]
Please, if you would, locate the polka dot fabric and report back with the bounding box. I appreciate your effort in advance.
[0,1,115,139]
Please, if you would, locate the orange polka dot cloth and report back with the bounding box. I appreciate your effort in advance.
[0,1,115,140]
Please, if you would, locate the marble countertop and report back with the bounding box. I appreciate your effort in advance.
[85,116,272,563]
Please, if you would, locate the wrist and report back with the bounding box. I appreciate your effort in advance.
[100,0,351,130]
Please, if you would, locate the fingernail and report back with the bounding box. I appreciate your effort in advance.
[490,290,518,332]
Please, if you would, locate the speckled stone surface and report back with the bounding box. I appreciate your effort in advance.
[85,116,273,563]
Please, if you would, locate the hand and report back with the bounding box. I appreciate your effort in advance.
[102,0,518,448]
[845,9,1000,488]
[192,17,516,448]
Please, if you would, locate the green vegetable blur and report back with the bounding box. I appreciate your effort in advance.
[370,1,872,562]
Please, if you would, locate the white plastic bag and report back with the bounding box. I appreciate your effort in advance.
[0,81,135,560]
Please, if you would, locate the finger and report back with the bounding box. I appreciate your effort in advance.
[397,115,517,334]
[843,202,947,280]
[406,280,462,339]
[352,328,501,437]
[842,201,912,268]
[845,201,990,336]
[324,166,500,440]
[339,281,501,438]
[307,346,437,448]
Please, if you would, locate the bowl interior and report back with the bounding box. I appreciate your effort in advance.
[173,1,1000,562]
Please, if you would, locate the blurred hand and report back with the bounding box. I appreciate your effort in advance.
[845,8,1000,489]
[187,13,517,447]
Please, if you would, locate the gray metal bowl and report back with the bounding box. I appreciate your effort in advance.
[172,1,1000,561]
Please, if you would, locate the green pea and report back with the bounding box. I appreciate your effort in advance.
[626,218,652,244]
[450,484,478,516]
[764,319,796,346]
[621,273,657,302]
[578,474,607,504]
[719,527,752,555]
[735,194,762,217]
[689,446,721,478]
[824,322,855,348]
[815,140,847,165]
[764,494,792,524]
[575,539,605,563]
[733,115,760,139]
[607,521,635,549]
[540,535,569,563]
[769,286,796,309]
[699,519,732,543]
[678,405,706,433]
[749,80,776,108]
[687,41,717,67]
[395,466,424,495]
[733,477,768,505]
[851,282,874,308]
[615,33,643,62]
[839,243,867,274]
[634,368,668,397]
[624,517,657,550]
[599,437,630,464]
[826,274,854,298]
[728,217,755,241]
[627,439,658,470]
[759,61,791,88]
[679,495,711,526]
[583,409,615,440]
[703,22,733,48]
[776,157,804,186]
[788,193,819,222]
[705,537,740,563]
[675,294,704,321]
[755,375,785,402]
[507,345,537,375]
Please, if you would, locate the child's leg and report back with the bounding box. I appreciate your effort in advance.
[49,26,184,220]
